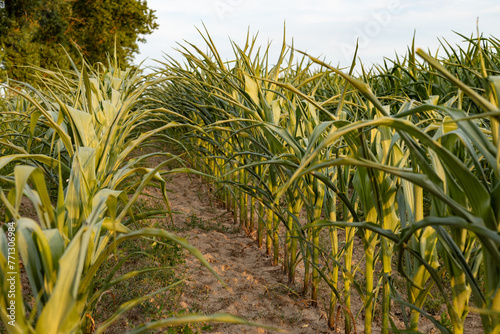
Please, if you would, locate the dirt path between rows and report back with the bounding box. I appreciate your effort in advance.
[160,172,332,333]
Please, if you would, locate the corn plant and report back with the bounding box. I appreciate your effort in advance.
[0,55,263,333]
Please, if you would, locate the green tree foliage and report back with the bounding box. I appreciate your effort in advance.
[69,0,158,66]
[0,0,70,83]
[0,0,158,83]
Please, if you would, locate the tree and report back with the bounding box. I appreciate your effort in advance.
[0,0,71,82]
[0,0,158,83]
[68,0,158,66]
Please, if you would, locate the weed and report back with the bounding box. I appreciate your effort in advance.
[440,312,453,332]
[171,214,238,234]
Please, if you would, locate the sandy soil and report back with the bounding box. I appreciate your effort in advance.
[160,172,333,333]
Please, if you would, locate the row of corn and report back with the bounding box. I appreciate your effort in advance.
[148,31,500,333]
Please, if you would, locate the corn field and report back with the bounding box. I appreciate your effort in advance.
[1,31,500,333]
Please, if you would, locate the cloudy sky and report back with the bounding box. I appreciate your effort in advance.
[136,0,500,70]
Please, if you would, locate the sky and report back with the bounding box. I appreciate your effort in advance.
[135,0,500,71]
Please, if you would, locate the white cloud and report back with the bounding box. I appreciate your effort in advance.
[136,0,500,70]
